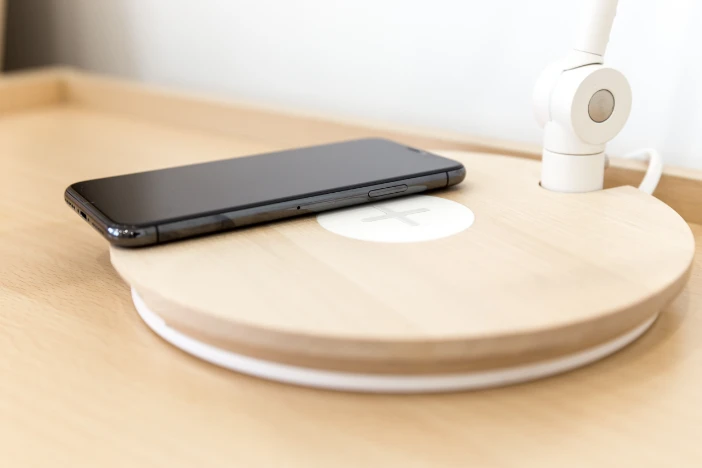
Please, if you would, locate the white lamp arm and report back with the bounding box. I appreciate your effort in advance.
[574,0,619,57]
[565,0,619,69]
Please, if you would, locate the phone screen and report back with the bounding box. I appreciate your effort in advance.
[69,138,462,227]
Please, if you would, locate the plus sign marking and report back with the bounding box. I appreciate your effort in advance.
[317,195,475,243]
[361,206,430,227]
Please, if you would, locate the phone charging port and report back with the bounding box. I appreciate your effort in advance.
[79,211,88,220]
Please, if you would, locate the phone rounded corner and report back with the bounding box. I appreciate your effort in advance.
[447,167,466,187]
[64,184,80,200]
[105,225,158,248]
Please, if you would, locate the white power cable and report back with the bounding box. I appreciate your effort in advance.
[618,148,663,195]
[604,149,663,195]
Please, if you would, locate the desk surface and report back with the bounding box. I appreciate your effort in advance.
[2,105,702,467]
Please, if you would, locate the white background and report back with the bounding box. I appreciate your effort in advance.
[6,0,702,168]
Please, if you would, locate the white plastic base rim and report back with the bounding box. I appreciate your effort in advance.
[132,289,657,393]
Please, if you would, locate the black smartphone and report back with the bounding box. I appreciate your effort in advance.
[65,138,465,247]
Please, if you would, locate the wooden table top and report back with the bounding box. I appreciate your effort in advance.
[2,102,702,467]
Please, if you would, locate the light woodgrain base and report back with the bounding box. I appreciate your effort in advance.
[133,287,660,393]
[110,151,694,380]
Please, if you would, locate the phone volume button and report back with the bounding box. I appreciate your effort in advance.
[368,185,408,198]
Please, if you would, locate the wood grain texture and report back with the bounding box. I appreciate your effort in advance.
[0,68,65,113]
[62,69,545,159]
[111,151,694,374]
[2,71,702,467]
[605,158,702,225]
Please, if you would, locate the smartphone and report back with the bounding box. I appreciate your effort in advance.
[65,138,465,247]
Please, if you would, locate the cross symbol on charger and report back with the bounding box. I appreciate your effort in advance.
[361,206,430,227]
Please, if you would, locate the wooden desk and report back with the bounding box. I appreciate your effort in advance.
[1,69,701,467]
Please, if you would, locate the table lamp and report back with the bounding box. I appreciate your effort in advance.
[534,0,661,193]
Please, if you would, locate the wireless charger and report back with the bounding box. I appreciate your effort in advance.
[131,287,657,393]
[111,1,693,393]
[111,151,694,393]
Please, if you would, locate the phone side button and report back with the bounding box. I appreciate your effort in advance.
[368,185,408,198]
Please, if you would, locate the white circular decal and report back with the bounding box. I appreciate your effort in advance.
[317,195,474,243]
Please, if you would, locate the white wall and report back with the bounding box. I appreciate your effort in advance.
[6,0,702,168]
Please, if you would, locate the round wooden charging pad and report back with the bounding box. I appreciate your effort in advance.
[111,151,695,391]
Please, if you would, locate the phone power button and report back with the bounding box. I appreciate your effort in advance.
[368,185,408,198]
